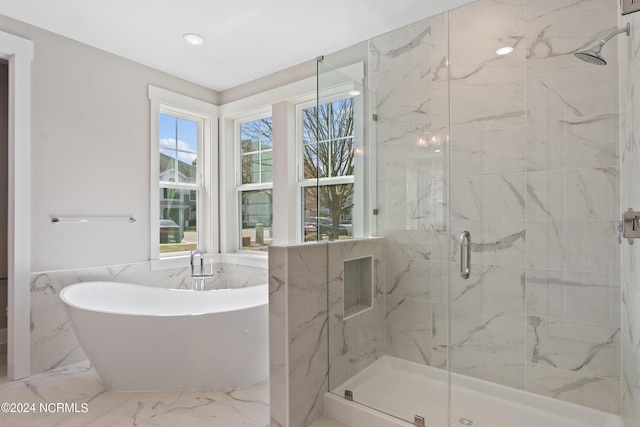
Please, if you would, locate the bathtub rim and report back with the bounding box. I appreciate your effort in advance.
[59,281,268,317]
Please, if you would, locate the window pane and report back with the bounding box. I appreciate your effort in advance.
[261,150,273,183]
[177,118,198,154]
[240,117,273,184]
[331,137,354,177]
[302,186,319,241]
[177,118,198,184]
[160,149,176,182]
[240,189,273,252]
[241,138,258,154]
[159,188,198,254]
[240,117,272,153]
[160,113,177,146]
[317,141,330,178]
[302,106,318,145]
[160,114,199,185]
[301,98,354,180]
[316,103,331,142]
[241,153,261,184]
[302,183,353,241]
[160,114,177,181]
[331,98,354,139]
[303,141,318,180]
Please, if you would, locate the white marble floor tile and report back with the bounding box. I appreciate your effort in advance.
[309,415,351,427]
[0,361,269,427]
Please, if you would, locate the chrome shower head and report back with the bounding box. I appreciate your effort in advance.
[574,23,630,66]
[574,45,607,66]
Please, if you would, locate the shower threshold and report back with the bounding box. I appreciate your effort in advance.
[325,356,622,427]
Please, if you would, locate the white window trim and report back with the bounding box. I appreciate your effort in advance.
[219,62,367,250]
[296,93,361,241]
[220,62,368,251]
[219,78,316,252]
[313,62,366,237]
[148,85,218,269]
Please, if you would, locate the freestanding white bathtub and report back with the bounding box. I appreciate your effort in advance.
[59,281,268,392]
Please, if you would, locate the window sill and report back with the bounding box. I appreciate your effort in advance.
[218,251,268,269]
[150,251,268,271]
[150,254,191,272]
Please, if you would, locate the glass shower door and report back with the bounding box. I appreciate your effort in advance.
[323,11,453,426]
[320,0,620,425]
[447,0,621,425]
[366,11,452,425]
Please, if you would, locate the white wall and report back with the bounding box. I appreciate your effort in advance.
[0,14,219,272]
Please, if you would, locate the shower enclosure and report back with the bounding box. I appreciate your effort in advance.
[320,0,622,425]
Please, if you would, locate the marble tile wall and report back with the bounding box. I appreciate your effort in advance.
[269,243,328,427]
[29,260,267,376]
[369,6,450,373]
[619,8,640,427]
[448,0,620,414]
[368,0,622,415]
[269,239,383,427]
[327,238,385,389]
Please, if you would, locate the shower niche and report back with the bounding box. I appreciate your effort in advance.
[343,256,373,319]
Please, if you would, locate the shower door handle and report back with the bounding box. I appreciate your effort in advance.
[459,231,471,279]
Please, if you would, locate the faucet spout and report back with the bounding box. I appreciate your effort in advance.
[190,249,205,276]
[190,250,214,290]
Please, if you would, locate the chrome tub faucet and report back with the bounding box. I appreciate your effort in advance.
[190,250,214,290]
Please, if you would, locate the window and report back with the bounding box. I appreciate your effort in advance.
[237,115,273,251]
[299,97,355,241]
[149,86,217,261]
[222,63,364,251]
[158,111,201,254]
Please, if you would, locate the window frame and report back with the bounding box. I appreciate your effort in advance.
[296,95,358,241]
[148,85,218,266]
[219,62,365,252]
[237,113,274,186]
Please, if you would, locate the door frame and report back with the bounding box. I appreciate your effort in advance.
[1,30,33,380]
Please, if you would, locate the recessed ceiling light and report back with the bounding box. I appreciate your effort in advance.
[183,33,205,45]
[496,46,514,56]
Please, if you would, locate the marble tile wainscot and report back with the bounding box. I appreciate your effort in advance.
[268,238,385,427]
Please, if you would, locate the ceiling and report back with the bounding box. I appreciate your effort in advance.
[0,0,474,92]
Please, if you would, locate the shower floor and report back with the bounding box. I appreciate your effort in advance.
[326,356,623,427]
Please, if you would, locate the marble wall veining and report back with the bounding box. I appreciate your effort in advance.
[619,8,640,427]
[269,239,384,427]
[272,0,624,423]
[29,261,267,376]
[328,239,385,389]
[269,243,329,427]
[370,11,451,374]
[366,0,622,415]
